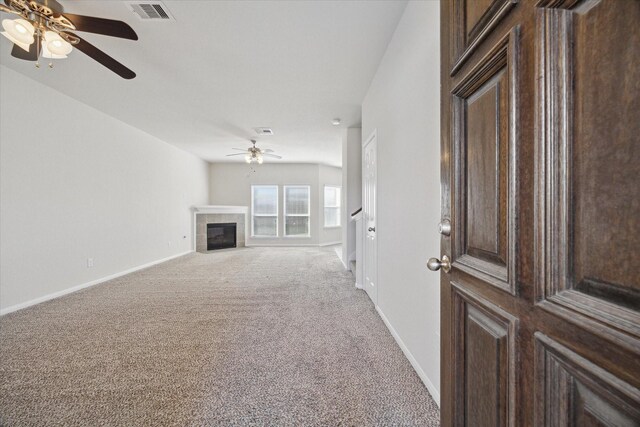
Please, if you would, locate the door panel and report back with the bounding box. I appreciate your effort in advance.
[465,0,496,37]
[451,29,518,295]
[572,0,640,299]
[441,0,640,425]
[450,0,518,73]
[535,333,640,426]
[466,79,503,258]
[452,284,517,426]
[535,0,640,341]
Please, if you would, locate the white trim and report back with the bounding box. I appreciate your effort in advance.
[245,242,340,248]
[335,246,348,270]
[375,305,441,407]
[319,241,341,247]
[192,205,248,215]
[0,251,193,316]
[363,128,377,148]
[362,129,379,305]
[246,243,318,247]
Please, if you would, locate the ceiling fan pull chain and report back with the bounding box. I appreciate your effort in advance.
[47,38,54,70]
[35,30,41,69]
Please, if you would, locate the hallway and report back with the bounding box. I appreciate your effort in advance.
[0,247,439,426]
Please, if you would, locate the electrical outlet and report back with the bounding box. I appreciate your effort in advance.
[87,258,94,268]
[167,241,171,248]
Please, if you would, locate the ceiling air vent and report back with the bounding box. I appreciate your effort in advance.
[254,127,274,136]
[126,1,175,21]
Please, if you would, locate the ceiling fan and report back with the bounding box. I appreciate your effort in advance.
[226,139,282,164]
[0,0,138,79]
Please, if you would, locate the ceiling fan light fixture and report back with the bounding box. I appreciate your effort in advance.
[227,139,279,165]
[2,19,34,44]
[1,1,138,79]
[15,22,27,34]
[1,31,31,52]
[43,31,72,56]
[1,20,36,52]
[42,43,68,59]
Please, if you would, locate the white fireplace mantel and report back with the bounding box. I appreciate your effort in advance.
[192,205,249,215]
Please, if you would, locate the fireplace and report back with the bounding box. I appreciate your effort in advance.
[207,223,237,250]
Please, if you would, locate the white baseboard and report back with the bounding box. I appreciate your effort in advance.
[375,305,441,407]
[246,242,341,248]
[0,250,194,316]
[246,243,318,247]
[339,256,349,270]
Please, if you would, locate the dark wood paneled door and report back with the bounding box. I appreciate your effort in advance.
[438,0,640,425]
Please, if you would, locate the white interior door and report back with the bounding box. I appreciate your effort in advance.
[362,130,377,305]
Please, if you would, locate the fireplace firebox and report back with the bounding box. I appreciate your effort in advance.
[207,223,237,250]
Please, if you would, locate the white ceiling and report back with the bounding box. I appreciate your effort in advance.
[0,0,407,167]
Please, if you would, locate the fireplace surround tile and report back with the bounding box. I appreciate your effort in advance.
[196,213,245,253]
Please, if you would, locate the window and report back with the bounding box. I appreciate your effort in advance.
[284,185,310,237]
[251,185,278,237]
[324,185,341,227]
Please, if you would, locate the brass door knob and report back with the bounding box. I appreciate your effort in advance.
[427,255,451,273]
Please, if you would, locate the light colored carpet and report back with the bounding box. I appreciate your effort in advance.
[0,247,439,426]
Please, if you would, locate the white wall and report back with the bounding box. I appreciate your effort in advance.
[341,128,362,268]
[208,163,341,246]
[361,1,441,404]
[0,66,210,313]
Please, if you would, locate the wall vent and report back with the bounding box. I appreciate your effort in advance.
[254,127,274,136]
[126,1,175,21]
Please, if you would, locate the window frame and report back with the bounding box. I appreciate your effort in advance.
[251,185,279,238]
[323,185,342,228]
[283,185,311,238]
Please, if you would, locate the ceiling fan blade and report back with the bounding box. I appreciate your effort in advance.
[263,153,282,159]
[226,153,247,157]
[73,34,136,79]
[11,38,39,61]
[232,148,248,152]
[61,13,138,40]
[262,148,274,153]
